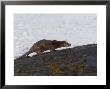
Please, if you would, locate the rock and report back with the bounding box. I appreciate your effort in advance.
[59,63,66,70]
[14,44,97,76]
[34,73,41,76]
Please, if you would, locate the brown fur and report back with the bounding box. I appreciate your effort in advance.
[23,39,71,57]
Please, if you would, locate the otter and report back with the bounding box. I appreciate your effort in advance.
[23,39,71,57]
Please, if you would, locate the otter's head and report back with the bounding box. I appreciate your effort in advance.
[61,41,71,47]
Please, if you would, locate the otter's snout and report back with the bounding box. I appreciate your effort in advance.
[64,43,71,47]
[68,43,71,46]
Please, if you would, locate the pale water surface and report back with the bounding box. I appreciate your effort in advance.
[14,14,97,58]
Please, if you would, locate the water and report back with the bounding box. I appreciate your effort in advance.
[14,14,97,58]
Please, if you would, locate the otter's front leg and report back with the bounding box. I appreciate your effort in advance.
[21,50,32,58]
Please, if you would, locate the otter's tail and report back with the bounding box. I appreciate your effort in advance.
[16,51,32,60]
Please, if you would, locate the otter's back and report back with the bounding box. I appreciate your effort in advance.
[36,39,52,47]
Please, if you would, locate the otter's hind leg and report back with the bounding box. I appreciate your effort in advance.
[22,50,32,57]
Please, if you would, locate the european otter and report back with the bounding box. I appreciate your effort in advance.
[23,39,71,57]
